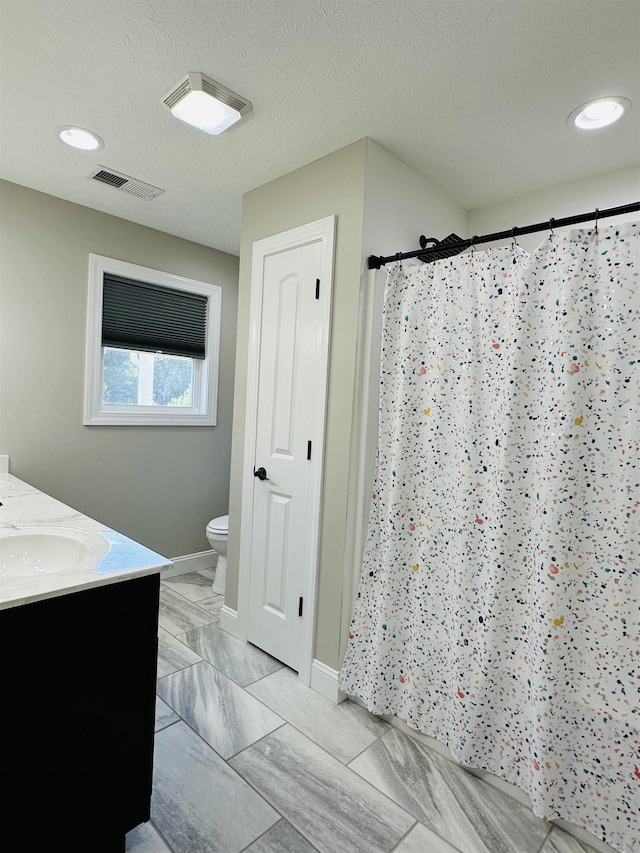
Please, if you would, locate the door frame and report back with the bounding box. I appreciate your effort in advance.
[237,215,336,685]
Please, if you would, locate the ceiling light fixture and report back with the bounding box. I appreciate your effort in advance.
[568,96,631,130]
[162,72,251,135]
[57,125,104,150]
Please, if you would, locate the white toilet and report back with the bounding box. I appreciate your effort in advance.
[206,514,228,595]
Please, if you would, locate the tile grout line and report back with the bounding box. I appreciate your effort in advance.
[387,820,418,853]
[344,715,391,765]
[236,818,321,853]
[227,721,417,853]
[153,717,290,851]
[156,582,608,853]
[534,824,553,853]
[220,724,312,848]
[150,815,179,853]
[258,723,421,827]
[158,582,399,851]
[161,585,285,689]
[155,583,294,852]
[164,632,284,690]
[243,675,391,765]
[159,583,429,848]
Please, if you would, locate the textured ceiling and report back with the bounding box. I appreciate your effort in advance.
[1,0,638,255]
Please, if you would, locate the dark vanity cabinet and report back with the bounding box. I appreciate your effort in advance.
[1,572,160,852]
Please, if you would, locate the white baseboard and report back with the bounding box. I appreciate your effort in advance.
[310,660,346,704]
[219,605,239,637]
[161,549,216,579]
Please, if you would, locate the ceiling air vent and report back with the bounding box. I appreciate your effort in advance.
[88,166,164,200]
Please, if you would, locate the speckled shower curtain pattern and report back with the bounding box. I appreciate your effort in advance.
[339,222,640,853]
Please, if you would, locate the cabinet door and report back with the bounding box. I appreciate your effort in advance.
[1,573,160,848]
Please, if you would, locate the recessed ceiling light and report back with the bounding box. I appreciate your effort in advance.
[568,96,631,130]
[162,72,251,135]
[57,126,104,150]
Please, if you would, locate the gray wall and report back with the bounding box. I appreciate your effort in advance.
[0,180,238,559]
[228,139,368,669]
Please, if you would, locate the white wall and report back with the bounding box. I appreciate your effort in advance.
[468,165,640,252]
[363,140,468,261]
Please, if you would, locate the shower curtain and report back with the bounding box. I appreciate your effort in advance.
[339,222,639,853]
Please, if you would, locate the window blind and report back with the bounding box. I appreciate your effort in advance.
[102,274,207,359]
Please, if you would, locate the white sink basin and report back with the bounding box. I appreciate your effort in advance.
[0,526,109,577]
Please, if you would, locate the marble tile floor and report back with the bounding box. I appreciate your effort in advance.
[123,569,616,853]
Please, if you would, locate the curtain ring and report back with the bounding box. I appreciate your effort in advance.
[549,217,556,240]
[395,252,403,268]
[470,235,477,256]
[511,226,519,250]
[594,207,599,235]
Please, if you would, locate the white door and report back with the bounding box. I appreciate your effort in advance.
[239,217,335,679]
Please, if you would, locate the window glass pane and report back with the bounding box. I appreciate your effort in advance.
[103,347,139,405]
[102,348,194,407]
[153,354,193,407]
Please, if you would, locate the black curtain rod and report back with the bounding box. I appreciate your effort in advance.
[368,201,640,270]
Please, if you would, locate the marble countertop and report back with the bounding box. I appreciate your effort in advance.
[0,473,172,610]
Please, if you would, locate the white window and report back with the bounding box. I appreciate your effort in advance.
[84,254,221,426]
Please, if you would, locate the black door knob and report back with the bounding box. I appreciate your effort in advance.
[253,466,268,481]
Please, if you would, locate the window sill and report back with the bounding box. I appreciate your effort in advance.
[84,409,216,427]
